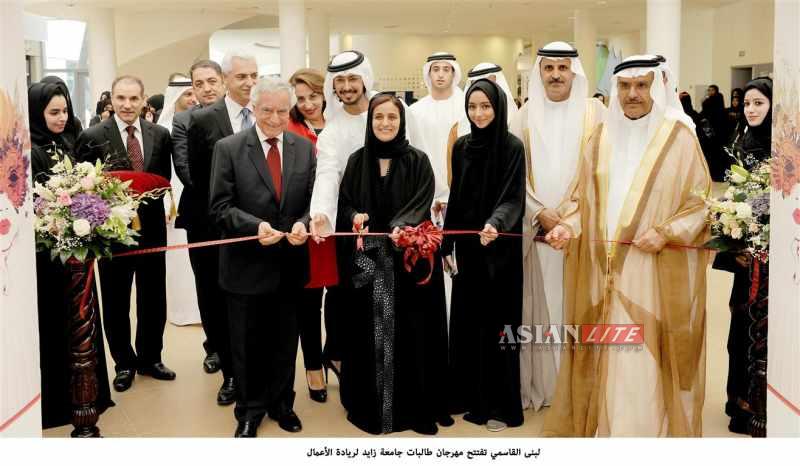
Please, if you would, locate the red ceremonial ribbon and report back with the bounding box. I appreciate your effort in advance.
[394,221,443,285]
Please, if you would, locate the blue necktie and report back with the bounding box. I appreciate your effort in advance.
[240,107,254,131]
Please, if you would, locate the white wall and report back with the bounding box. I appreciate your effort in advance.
[607,30,643,59]
[712,0,775,104]
[680,3,714,110]
[112,10,251,66]
[348,33,525,99]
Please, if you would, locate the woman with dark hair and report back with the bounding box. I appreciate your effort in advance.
[95,90,111,116]
[713,77,772,435]
[89,98,113,126]
[726,87,746,141]
[286,68,337,403]
[39,75,83,144]
[28,80,114,429]
[701,92,729,181]
[443,79,525,432]
[337,93,450,435]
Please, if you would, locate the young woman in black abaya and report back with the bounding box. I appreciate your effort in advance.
[442,79,525,432]
[712,77,773,435]
[28,80,114,429]
[337,93,452,435]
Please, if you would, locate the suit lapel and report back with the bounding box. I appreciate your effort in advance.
[104,119,126,160]
[246,128,279,201]
[141,120,154,170]
[279,132,295,210]
[215,99,235,137]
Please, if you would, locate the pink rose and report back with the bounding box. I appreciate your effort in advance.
[57,192,72,206]
[80,176,95,190]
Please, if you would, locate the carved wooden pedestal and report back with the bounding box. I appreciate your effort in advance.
[66,258,101,438]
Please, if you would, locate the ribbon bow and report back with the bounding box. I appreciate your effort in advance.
[395,220,443,285]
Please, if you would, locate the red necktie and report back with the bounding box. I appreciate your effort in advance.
[266,137,282,201]
[126,126,144,171]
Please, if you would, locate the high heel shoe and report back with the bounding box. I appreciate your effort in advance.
[322,359,341,384]
[306,371,327,403]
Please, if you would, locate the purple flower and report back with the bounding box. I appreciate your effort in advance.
[751,193,770,217]
[69,193,110,227]
[34,196,46,215]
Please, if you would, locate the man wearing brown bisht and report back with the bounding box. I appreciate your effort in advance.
[544,55,711,437]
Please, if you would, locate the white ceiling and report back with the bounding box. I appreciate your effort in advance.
[24,0,742,39]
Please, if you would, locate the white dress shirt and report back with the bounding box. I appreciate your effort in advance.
[255,125,284,170]
[225,94,255,134]
[115,114,143,152]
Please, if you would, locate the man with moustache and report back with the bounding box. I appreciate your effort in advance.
[185,51,258,406]
[74,75,175,392]
[509,41,606,412]
[171,60,228,377]
[543,55,710,437]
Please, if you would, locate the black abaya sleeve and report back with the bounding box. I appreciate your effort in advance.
[441,141,465,257]
[485,135,525,232]
[389,148,435,229]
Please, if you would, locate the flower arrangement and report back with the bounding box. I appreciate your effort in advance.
[705,148,771,263]
[33,147,167,263]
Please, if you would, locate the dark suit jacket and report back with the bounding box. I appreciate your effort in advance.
[180,98,233,231]
[74,117,172,247]
[170,105,199,190]
[209,128,315,295]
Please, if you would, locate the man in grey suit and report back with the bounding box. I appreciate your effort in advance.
[209,77,315,437]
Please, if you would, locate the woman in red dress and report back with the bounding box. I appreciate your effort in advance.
[288,69,338,403]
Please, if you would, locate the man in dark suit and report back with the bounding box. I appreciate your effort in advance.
[183,53,258,405]
[171,59,226,376]
[209,77,315,437]
[75,75,176,392]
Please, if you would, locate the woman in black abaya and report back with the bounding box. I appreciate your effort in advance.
[28,80,114,429]
[443,79,525,431]
[337,93,451,435]
[712,77,773,435]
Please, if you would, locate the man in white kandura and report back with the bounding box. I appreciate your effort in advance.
[543,54,710,437]
[409,51,465,314]
[509,41,606,411]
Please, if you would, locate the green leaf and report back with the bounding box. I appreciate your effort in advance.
[75,247,89,262]
[730,165,749,178]
[59,250,72,264]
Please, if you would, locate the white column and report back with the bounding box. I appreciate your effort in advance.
[307,8,330,71]
[0,0,42,437]
[279,0,307,79]
[767,0,800,437]
[573,9,597,95]
[86,8,117,104]
[646,0,681,87]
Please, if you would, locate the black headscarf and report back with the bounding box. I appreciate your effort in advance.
[679,92,700,120]
[740,77,772,157]
[39,75,82,145]
[351,93,411,228]
[27,81,80,152]
[147,94,164,112]
[463,78,509,220]
[338,93,433,233]
[363,93,409,159]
